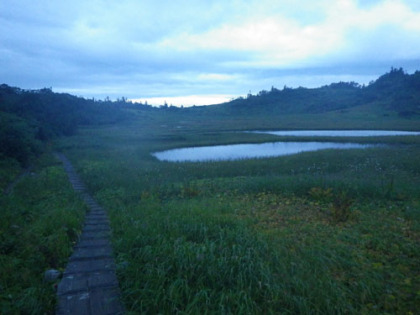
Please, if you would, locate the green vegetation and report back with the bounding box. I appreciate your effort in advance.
[0,84,129,167]
[0,154,86,314]
[56,112,419,314]
[213,67,420,117]
[0,68,419,313]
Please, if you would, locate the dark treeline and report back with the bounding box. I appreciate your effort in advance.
[216,68,420,116]
[0,86,136,165]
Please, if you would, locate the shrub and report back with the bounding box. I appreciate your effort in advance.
[330,191,353,223]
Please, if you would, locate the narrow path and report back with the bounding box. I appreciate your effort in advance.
[55,153,124,315]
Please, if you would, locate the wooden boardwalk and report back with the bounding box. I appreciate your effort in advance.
[55,153,124,315]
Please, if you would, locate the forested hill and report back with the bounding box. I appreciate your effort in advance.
[0,85,132,165]
[209,68,420,117]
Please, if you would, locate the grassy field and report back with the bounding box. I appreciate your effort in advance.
[53,112,420,314]
[0,153,86,314]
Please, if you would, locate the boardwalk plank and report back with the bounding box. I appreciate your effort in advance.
[55,153,124,315]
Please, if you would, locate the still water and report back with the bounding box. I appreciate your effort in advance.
[247,130,420,137]
[153,142,375,162]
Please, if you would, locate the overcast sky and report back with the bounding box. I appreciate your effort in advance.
[1,0,419,106]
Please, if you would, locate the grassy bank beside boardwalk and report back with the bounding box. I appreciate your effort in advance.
[0,153,86,314]
[57,117,420,314]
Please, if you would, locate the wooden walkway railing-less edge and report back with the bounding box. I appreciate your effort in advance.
[55,153,124,315]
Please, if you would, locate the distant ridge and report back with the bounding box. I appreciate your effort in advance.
[209,68,420,117]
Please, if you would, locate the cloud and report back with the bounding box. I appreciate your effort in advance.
[1,0,419,104]
[321,0,420,60]
[159,0,420,68]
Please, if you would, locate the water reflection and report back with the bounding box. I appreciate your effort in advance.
[153,142,374,162]
[248,130,420,137]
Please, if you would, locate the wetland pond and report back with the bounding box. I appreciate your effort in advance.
[247,130,420,137]
[152,130,419,162]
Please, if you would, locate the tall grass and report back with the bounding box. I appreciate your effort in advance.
[0,157,22,191]
[58,119,419,314]
[0,153,86,314]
